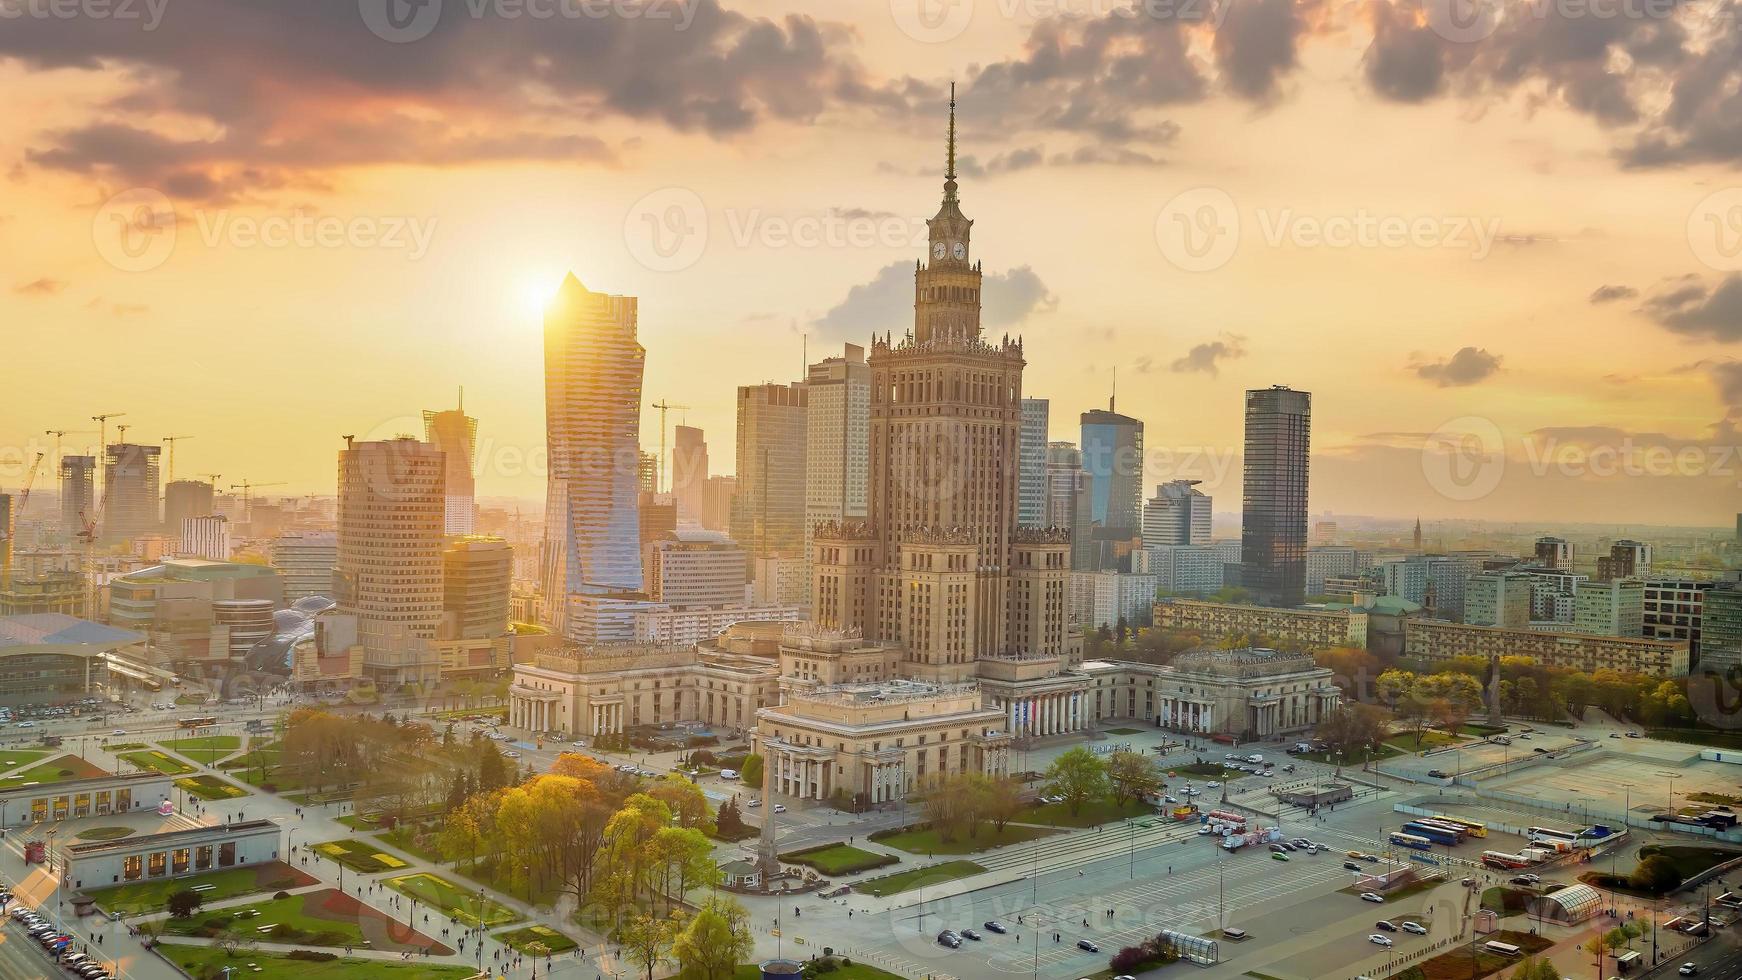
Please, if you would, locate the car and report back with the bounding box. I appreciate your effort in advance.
[504,751,521,759]
[15,721,33,728]
[571,740,586,746]
[746,798,762,807]
[1281,764,1296,773]
[937,932,961,949]
[1360,853,1380,863]
[961,928,982,941]
[1269,843,1287,853]
[984,921,1007,934]
[1461,877,1477,887]
[1401,921,1428,935]
[1680,963,1699,975]
[1345,861,1363,871]
[1511,873,1541,885]
[1198,826,1213,835]
[1207,781,1221,788]
[719,769,739,779]
[1279,841,1297,851]
[1626,731,1642,738]
[1076,940,1099,953]
[773,804,787,813]
[1374,920,1397,931]
[110,729,126,736]
[1289,838,1312,848]
[1360,892,1385,903]
[1184,787,1201,796]
[1533,747,1548,754]
[1609,732,1622,739]
[1112,975,1137,980]
[1271,852,1289,861]
[1163,795,1179,804]
[1368,934,1393,947]
[1347,850,1365,859]
[1261,770,1275,777]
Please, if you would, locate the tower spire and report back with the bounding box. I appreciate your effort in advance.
[946,82,957,181]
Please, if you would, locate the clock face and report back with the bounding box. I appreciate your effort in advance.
[952,241,966,260]
[933,241,947,260]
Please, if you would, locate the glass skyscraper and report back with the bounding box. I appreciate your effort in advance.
[1240,386,1311,607]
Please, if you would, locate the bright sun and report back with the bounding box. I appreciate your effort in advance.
[516,278,558,319]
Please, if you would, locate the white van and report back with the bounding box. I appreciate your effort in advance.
[719,769,739,780]
[1247,754,1264,764]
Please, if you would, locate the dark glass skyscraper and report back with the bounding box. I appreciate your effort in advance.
[1080,401,1144,569]
[1240,386,1310,607]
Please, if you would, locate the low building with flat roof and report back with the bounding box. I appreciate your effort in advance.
[1152,598,1367,649]
[1403,617,1689,677]
[1081,646,1341,739]
[0,771,175,825]
[0,613,148,707]
[57,818,281,892]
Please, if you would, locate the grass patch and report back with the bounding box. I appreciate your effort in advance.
[117,749,197,776]
[1384,730,1462,753]
[1480,886,1534,915]
[176,774,249,801]
[1689,791,1742,805]
[855,860,985,896]
[385,872,521,928]
[84,862,316,916]
[0,749,50,770]
[376,825,447,864]
[1166,762,1241,779]
[73,826,135,842]
[871,823,1056,855]
[494,924,579,954]
[1295,743,1401,766]
[1649,727,1742,750]
[158,944,479,980]
[1406,929,1549,980]
[1018,798,1153,828]
[780,843,898,875]
[0,753,107,789]
[1583,844,1742,896]
[174,693,210,706]
[314,838,414,874]
[101,742,147,752]
[160,735,242,766]
[161,889,447,953]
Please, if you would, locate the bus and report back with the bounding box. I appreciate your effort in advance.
[177,716,218,731]
[1205,809,1247,830]
[1401,822,1461,847]
[1526,825,1577,843]
[1389,831,1433,851]
[1481,851,1533,870]
[1412,818,1470,839]
[1432,815,1488,838]
[1481,941,1522,958]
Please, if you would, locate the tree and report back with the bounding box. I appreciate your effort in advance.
[619,911,682,980]
[166,888,203,919]
[1374,669,1416,709]
[650,775,711,830]
[1630,853,1684,894]
[1314,703,1391,759]
[715,797,747,839]
[649,826,720,913]
[739,753,764,789]
[1107,751,1160,807]
[984,776,1024,832]
[214,923,257,956]
[673,896,754,980]
[1044,747,1109,816]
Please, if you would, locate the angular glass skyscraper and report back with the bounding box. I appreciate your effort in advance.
[539,274,645,633]
[1079,401,1143,569]
[1017,398,1049,527]
[1240,385,1311,607]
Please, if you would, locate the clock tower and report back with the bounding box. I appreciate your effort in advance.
[914,84,982,345]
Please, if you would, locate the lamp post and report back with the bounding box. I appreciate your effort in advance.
[1667,774,1681,817]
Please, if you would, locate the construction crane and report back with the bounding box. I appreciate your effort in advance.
[1,452,45,590]
[229,480,286,525]
[115,423,131,446]
[43,429,94,471]
[648,399,691,494]
[160,435,193,483]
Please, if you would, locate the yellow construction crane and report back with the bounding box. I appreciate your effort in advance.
[2,452,45,590]
[649,399,691,494]
[229,480,286,524]
[43,429,94,470]
[160,435,193,483]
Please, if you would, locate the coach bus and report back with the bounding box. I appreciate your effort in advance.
[1412,818,1470,840]
[1526,825,1577,843]
[1401,822,1461,847]
[1389,831,1433,851]
[1481,940,1522,958]
[177,716,218,731]
[1481,851,1533,870]
[1432,815,1488,838]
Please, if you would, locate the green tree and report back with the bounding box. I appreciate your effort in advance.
[739,753,764,789]
[620,911,682,980]
[1044,746,1109,817]
[715,797,746,839]
[166,888,203,919]
[1107,751,1160,807]
[1630,853,1684,894]
[673,896,754,980]
[650,775,710,830]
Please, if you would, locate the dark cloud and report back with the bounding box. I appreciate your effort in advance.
[1362,3,1446,102]
[1413,347,1503,386]
[1713,360,1742,416]
[954,142,1171,177]
[13,277,68,296]
[1170,335,1247,377]
[1213,0,1313,102]
[812,261,1055,343]
[1641,274,1742,342]
[831,207,899,222]
[1589,284,1638,303]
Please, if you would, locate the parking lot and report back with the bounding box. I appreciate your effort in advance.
[1480,750,1742,819]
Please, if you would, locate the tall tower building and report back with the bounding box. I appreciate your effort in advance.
[163,480,215,537]
[59,455,96,535]
[101,443,162,544]
[1017,398,1050,528]
[1239,385,1311,607]
[441,536,513,640]
[1045,442,1095,570]
[539,274,646,633]
[1142,480,1211,549]
[179,515,231,560]
[733,382,808,561]
[805,344,871,563]
[271,530,339,601]
[423,389,478,536]
[336,436,446,686]
[671,425,709,522]
[1534,536,1572,570]
[1080,403,1144,549]
[1597,539,1652,581]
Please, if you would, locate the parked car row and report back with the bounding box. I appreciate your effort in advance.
[937,923,1096,954]
[9,905,111,979]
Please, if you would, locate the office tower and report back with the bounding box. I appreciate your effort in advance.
[1045,442,1095,570]
[1465,570,1533,628]
[638,491,678,565]
[804,344,870,562]
[0,494,11,578]
[59,455,95,535]
[1382,553,1485,620]
[810,95,1070,681]
[1644,579,1717,660]
[336,436,445,686]
[636,452,660,496]
[644,530,748,607]
[1534,536,1572,570]
[1142,480,1211,549]
[1573,578,1645,637]
[1141,540,1244,596]
[179,515,231,560]
[1702,582,1742,672]
[1239,385,1311,607]
[101,443,161,544]
[700,475,736,532]
[1304,545,1358,597]
[423,389,478,535]
[1313,520,1339,546]
[441,536,512,640]
[1080,402,1144,568]
[162,480,215,537]
[1018,398,1050,527]
[1597,539,1652,581]
[539,274,646,633]
[271,530,339,600]
[671,425,709,522]
[733,381,808,561]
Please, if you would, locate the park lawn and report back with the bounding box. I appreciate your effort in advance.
[162,889,448,953]
[1638,844,1741,881]
[1385,730,1462,753]
[117,749,197,776]
[494,924,579,954]
[1295,743,1401,766]
[85,862,316,916]
[0,754,107,789]
[385,872,521,928]
[314,838,414,874]
[158,945,478,980]
[1689,791,1742,805]
[160,735,243,766]
[1480,886,1534,915]
[780,843,898,875]
[855,860,985,896]
[73,826,134,842]
[872,823,1056,856]
[377,826,448,864]
[1019,798,1153,828]
[1406,929,1549,980]
[0,749,49,769]
[176,774,250,801]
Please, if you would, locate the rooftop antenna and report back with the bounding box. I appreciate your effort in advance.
[1110,367,1117,413]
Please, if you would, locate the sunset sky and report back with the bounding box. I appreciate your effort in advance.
[2,0,1740,525]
